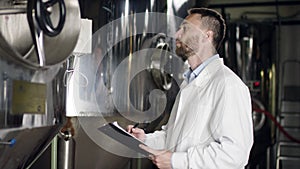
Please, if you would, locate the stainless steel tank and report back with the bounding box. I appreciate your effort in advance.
[67,0,182,160]
[224,21,276,169]
[0,0,81,168]
[65,0,197,168]
[225,21,276,127]
[0,0,80,68]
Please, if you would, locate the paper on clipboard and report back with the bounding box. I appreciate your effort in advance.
[98,121,151,156]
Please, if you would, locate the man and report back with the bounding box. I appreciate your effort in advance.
[128,8,253,169]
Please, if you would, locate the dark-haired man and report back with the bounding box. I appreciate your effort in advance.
[128,8,253,169]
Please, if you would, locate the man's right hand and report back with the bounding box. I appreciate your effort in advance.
[127,125,146,142]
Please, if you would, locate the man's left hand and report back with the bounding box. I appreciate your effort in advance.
[140,144,173,169]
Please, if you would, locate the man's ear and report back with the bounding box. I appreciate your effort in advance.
[205,30,214,46]
[206,30,213,39]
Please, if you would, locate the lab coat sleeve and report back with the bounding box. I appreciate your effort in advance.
[144,125,167,150]
[171,84,253,169]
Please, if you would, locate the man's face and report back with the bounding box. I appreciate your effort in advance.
[175,14,206,61]
[175,15,200,61]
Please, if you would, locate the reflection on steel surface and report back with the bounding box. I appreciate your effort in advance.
[0,0,80,69]
[70,12,186,158]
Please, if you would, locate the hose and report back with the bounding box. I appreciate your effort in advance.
[253,108,300,144]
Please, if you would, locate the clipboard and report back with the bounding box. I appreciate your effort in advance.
[98,121,151,156]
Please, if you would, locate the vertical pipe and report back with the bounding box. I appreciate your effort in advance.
[57,130,75,169]
[274,1,281,168]
[3,73,8,127]
[51,136,58,169]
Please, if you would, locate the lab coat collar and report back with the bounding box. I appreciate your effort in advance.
[182,58,224,89]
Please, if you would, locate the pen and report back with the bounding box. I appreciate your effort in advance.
[131,123,139,133]
[133,123,139,128]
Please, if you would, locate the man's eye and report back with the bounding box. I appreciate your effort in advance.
[182,26,186,31]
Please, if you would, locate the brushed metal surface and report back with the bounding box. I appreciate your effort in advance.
[0,0,81,68]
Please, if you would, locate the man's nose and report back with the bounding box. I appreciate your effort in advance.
[175,29,182,39]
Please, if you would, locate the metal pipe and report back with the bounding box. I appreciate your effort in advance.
[3,73,8,127]
[51,136,58,169]
[57,130,75,169]
[0,8,26,15]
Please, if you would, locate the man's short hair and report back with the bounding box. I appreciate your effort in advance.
[188,8,226,50]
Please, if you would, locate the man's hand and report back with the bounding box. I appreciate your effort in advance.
[126,125,146,142]
[140,144,173,169]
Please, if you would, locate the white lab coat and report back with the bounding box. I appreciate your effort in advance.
[145,58,253,169]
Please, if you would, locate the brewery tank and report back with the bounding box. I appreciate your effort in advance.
[65,0,198,168]
[224,21,276,168]
[0,0,81,168]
